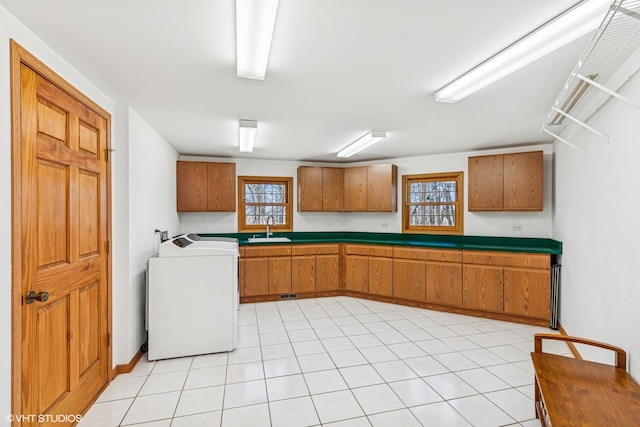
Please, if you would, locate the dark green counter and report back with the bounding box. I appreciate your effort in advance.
[198,231,562,254]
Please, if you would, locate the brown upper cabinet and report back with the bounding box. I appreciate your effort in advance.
[297,166,344,211]
[177,161,236,212]
[468,151,543,211]
[298,164,397,212]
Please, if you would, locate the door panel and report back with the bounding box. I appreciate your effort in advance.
[18,61,110,426]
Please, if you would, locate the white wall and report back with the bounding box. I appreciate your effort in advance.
[553,70,640,377]
[180,145,553,238]
[0,4,119,419]
[128,108,180,356]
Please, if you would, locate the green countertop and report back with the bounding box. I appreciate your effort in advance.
[198,231,562,254]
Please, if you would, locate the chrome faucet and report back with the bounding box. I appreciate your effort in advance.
[266,215,275,238]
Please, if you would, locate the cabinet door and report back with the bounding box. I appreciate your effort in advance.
[463,265,504,312]
[292,256,315,293]
[323,167,344,211]
[269,257,292,295]
[177,161,207,211]
[504,268,550,319]
[393,259,426,301]
[367,164,397,212]
[344,166,367,211]
[504,151,543,211]
[345,255,368,292]
[298,167,323,211]
[368,257,393,296]
[207,162,236,211]
[244,257,270,296]
[426,262,462,307]
[239,257,246,297]
[316,254,340,291]
[468,155,503,211]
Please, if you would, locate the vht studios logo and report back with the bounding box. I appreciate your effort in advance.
[6,414,83,423]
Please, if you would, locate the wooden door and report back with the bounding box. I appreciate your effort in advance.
[468,154,503,211]
[206,162,236,211]
[368,257,393,296]
[316,255,340,291]
[345,255,368,292]
[343,166,367,211]
[269,257,292,294]
[463,265,504,312]
[503,151,543,211]
[504,268,550,319]
[15,54,111,426]
[177,161,207,211]
[322,167,344,211]
[366,164,397,211]
[243,258,270,296]
[426,262,463,307]
[297,166,323,211]
[291,256,316,293]
[393,259,426,301]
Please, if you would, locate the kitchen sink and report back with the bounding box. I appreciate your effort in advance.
[247,237,291,243]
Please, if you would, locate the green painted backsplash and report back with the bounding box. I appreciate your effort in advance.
[197,231,562,254]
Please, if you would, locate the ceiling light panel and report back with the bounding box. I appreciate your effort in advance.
[435,0,611,103]
[337,131,387,158]
[236,0,279,80]
[238,119,257,152]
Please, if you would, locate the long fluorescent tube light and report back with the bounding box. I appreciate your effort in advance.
[435,0,610,103]
[337,131,386,158]
[239,119,257,152]
[236,0,279,80]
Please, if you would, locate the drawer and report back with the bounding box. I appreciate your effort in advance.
[394,247,462,263]
[345,244,393,257]
[243,245,292,257]
[292,244,340,256]
[463,251,550,269]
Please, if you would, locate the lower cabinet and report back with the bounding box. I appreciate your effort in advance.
[240,243,552,325]
[345,245,393,295]
[291,244,341,293]
[241,245,292,297]
[393,258,425,300]
[463,251,551,321]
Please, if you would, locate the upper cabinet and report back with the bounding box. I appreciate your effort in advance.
[468,151,543,212]
[177,161,236,212]
[297,166,344,212]
[299,164,397,212]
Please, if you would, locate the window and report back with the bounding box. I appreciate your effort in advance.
[238,176,293,232]
[402,172,464,234]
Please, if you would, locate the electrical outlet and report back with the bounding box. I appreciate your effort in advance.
[382,223,389,228]
[512,225,523,232]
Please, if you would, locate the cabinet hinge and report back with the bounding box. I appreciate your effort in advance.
[106,241,111,254]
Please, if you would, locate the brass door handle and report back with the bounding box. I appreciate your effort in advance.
[26,291,49,304]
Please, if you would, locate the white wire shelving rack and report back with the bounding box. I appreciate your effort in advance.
[542,0,640,156]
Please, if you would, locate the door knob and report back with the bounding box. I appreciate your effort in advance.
[26,291,49,304]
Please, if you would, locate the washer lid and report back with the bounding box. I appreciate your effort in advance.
[158,234,238,257]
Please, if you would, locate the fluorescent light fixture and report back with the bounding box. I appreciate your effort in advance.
[435,0,610,103]
[238,119,257,152]
[337,131,386,158]
[236,0,279,80]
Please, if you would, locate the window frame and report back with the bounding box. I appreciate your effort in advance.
[402,172,464,235]
[238,176,294,232]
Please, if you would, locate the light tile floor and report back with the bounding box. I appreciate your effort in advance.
[83,296,571,426]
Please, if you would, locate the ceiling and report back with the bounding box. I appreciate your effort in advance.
[1,0,606,162]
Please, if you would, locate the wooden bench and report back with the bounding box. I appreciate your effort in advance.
[531,334,640,426]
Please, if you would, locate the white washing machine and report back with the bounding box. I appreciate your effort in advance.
[147,234,239,360]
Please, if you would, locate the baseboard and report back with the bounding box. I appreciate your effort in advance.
[115,350,144,375]
[558,323,582,359]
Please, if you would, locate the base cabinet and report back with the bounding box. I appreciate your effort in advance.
[463,251,551,321]
[426,262,463,307]
[240,243,552,325]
